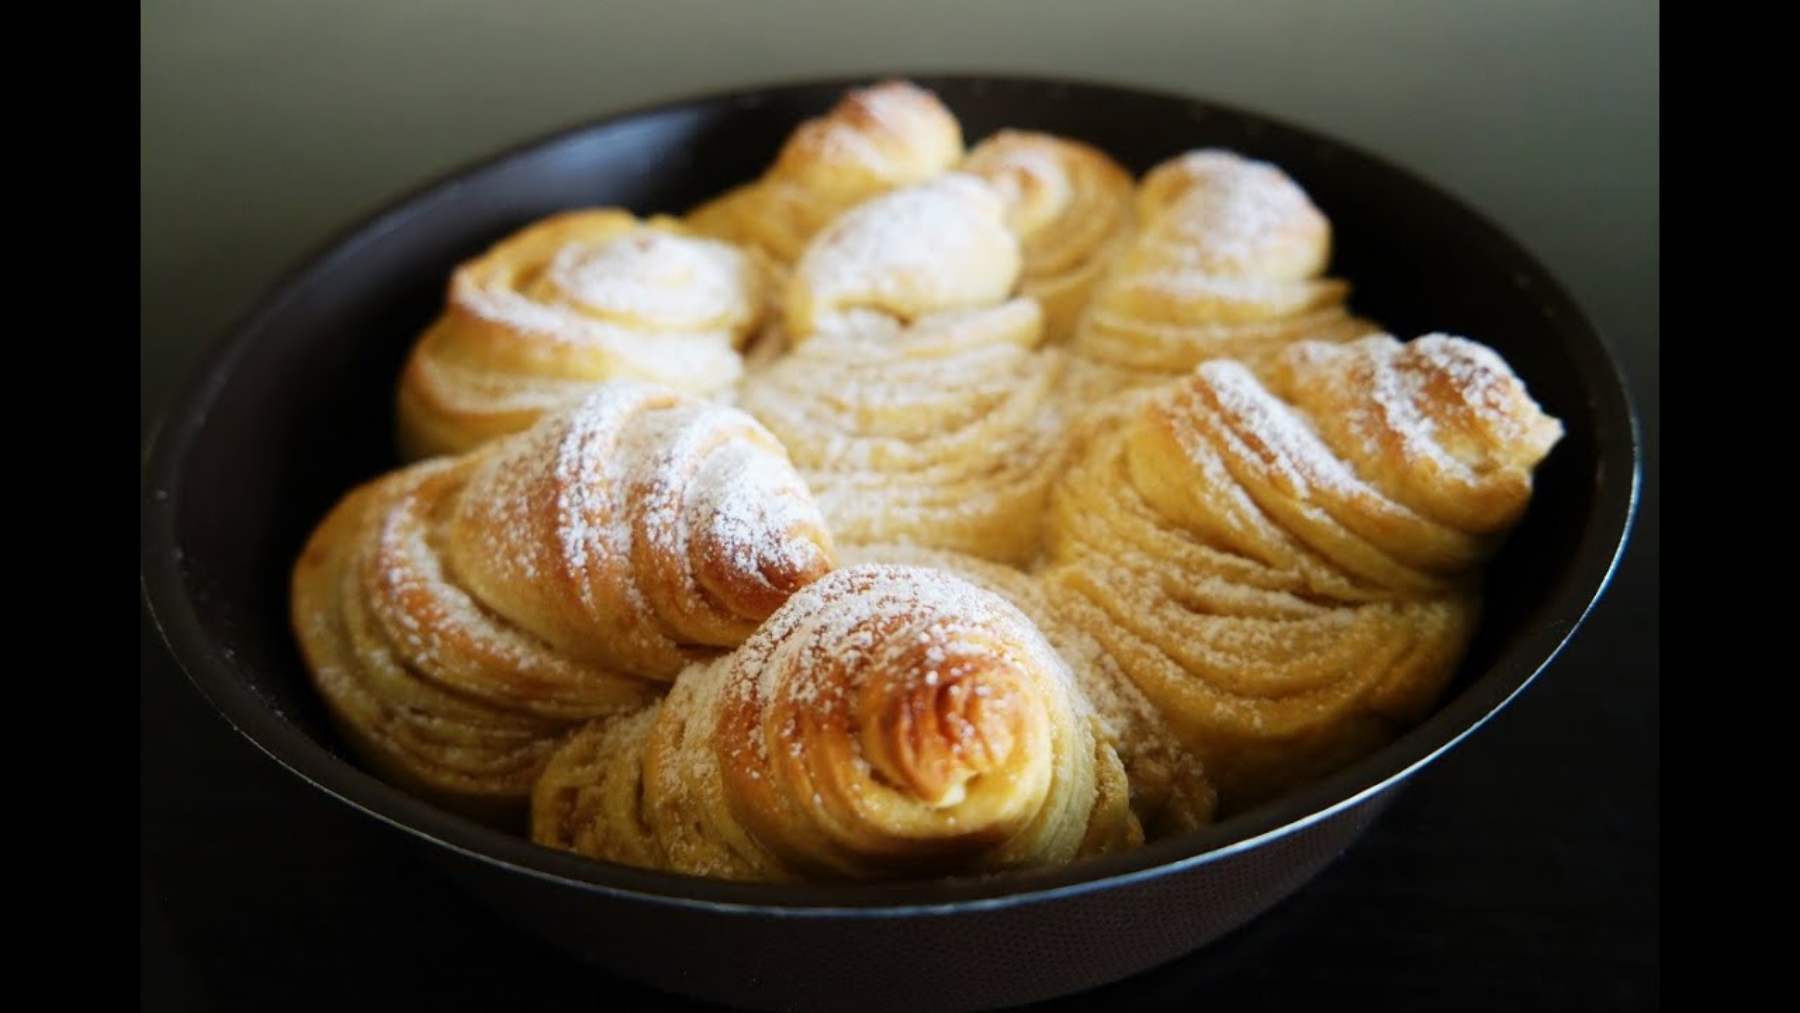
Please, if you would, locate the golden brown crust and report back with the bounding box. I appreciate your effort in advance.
[686,80,964,266]
[1134,335,1561,593]
[292,383,836,819]
[1043,333,1561,811]
[291,459,647,826]
[530,565,1142,881]
[1068,149,1379,401]
[531,705,667,867]
[443,382,836,676]
[839,543,1217,838]
[1268,334,1567,537]
[395,210,768,460]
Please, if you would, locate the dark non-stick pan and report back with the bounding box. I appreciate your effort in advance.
[139,74,1639,1011]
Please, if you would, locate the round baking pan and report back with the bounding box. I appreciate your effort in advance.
[140,73,1639,1011]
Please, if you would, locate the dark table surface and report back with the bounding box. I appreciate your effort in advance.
[141,3,1658,1008]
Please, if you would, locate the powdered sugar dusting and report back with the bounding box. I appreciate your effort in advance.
[691,440,831,586]
[717,565,1070,765]
[1195,358,1367,500]
[551,383,654,586]
[451,381,830,664]
[1281,332,1562,489]
[1404,333,1560,455]
[789,173,1021,331]
[424,216,760,411]
[967,137,1074,231]
[737,300,1066,563]
[547,228,757,330]
[1069,148,1351,392]
[783,80,960,183]
[1145,149,1326,273]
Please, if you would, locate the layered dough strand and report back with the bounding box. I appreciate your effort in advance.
[397,210,769,459]
[532,565,1140,881]
[292,382,836,820]
[1068,149,1378,402]
[739,173,1071,563]
[841,543,1217,838]
[1044,334,1562,810]
[686,80,965,267]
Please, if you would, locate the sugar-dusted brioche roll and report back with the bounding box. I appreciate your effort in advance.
[782,171,1021,341]
[396,210,768,459]
[1044,334,1561,810]
[533,565,1141,881]
[840,543,1218,838]
[1127,334,1565,595]
[686,80,964,266]
[1067,149,1378,402]
[292,382,835,821]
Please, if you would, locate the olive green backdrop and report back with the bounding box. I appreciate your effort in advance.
[141,0,1657,436]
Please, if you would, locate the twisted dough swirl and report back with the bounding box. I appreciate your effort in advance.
[962,130,1137,343]
[1068,149,1377,402]
[781,171,1022,341]
[292,382,835,819]
[1044,334,1562,810]
[739,174,1067,563]
[396,210,768,460]
[840,543,1218,838]
[686,80,964,267]
[531,565,1140,881]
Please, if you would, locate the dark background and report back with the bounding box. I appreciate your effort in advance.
[141,2,1659,1009]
